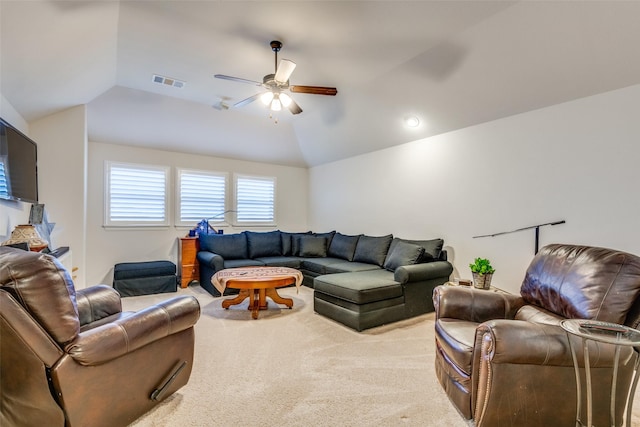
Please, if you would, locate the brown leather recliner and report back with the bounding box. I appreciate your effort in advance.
[433,244,640,426]
[0,247,201,427]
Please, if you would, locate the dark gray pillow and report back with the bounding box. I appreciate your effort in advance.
[353,234,393,266]
[281,231,311,256]
[199,232,247,260]
[390,238,444,262]
[246,231,282,258]
[298,235,328,257]
[383,241,425,271]
[314,231,336,247]
[327,233,361,261]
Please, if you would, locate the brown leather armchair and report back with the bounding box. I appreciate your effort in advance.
[0,247,201,427]
[433,244,640,426]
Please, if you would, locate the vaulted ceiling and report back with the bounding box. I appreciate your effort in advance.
[2,1,640,167]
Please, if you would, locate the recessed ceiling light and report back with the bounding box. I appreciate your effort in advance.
[404,116,420,128]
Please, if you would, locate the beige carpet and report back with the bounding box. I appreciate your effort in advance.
[123,285,640,427]
[123,285,468,427]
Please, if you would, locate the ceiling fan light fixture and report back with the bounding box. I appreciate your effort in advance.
[270,96,282,111]
[260,91,274,105]
[280,93,292,107]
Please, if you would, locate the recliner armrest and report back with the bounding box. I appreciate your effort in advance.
[65,295,200,366]
[75,285,122,326]
[433,285,524,322]
[394,261,453,284]
[196,251,224,271]
[475,319,629,367]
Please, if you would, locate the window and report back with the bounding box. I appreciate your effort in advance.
[177,168,227,227]
[104,161,170,227]
[235,174,276,225]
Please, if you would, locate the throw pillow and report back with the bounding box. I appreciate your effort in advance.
[298,235,328,257]
[327,233,361,261]
[246,231,282,258]
[281,231,312,256]
[353,234,393,266]
[383,241,425,271]
[391,238,444,262]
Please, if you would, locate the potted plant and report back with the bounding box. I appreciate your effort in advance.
[469,257,495,290]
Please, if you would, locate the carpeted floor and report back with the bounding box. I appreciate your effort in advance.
[124,285,640,427]
[123,285,468,427]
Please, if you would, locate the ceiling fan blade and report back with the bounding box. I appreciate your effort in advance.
[233,93,262,108]
[287,97,303,115]
[274,59,296,84]
[214,74,262,86]
[290,85,338,96]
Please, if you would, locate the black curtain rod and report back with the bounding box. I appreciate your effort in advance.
[473,220,566,254]
[473,220,566,239]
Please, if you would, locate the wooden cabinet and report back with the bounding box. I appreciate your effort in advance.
[179,237,200,288]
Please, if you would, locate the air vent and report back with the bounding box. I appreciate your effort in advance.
[152,74,185,88]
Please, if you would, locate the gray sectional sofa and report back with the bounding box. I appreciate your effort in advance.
[196,230,453,331]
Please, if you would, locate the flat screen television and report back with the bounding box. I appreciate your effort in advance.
[0,118,39,204]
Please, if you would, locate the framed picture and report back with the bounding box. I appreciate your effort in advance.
[29,203,45,225]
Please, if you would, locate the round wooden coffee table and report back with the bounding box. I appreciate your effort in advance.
[213,267,301,319]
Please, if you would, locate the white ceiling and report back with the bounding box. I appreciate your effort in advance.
[2,1,640,168]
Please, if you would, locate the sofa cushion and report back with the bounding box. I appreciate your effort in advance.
[301,258,344,275]
[298,235,329,257]
[199,233,247,260]
[325,261,382,274]
[281,231,312,256]
[314,231,336,247]
[353,234,393,267]
[327,233,361,261]
[383,241,425,271]
[223,259,264,269]
[314,270,402,305]
[390,237,444,262]
[254,256,303,269]
[246,231,282,258]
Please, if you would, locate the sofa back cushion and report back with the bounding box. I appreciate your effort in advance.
[383,240,425,271]
[327,233,361,261]
[199,232,247,260]
[353,234,393,267]
[246,231,282,258]
[521,244,640,325]
[298,235,329,257]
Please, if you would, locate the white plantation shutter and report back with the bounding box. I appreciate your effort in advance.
[235,175,275,224]
[178,169,226,226]
[105,162,169,226]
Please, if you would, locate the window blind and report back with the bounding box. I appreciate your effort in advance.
[178,169,226,225]
[106,162,168,226]
[236,175,275,223]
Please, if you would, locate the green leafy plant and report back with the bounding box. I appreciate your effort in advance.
[469,258,495,275]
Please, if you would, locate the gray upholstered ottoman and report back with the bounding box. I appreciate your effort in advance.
[113,260,177,297]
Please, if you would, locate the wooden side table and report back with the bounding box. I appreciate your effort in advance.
[178,237,200,288]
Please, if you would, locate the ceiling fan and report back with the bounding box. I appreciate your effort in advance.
[214,40,338,115]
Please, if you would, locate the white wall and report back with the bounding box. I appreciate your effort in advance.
[309,84,640,294]
[30,106,88,285]
[86,142,309,287]
[0,94,31,238]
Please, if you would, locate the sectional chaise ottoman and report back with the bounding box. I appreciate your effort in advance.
[196,230,453,331]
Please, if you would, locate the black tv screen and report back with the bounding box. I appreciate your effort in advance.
[0,118,38,204]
